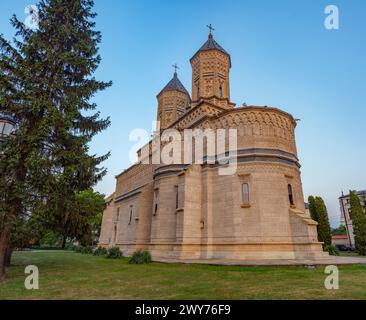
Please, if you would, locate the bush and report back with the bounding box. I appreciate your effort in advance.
[83,246,94,254]
[93,246,108,256]
[65,242,75,251]
[75,245,93,254]
[325,245,339,256]
[74,245,83,253]
[129,250,152,264]
[106,247,123,259]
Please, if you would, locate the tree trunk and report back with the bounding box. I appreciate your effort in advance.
[5,246,14,267]
[0,224,11,282]
[61,236,67,249]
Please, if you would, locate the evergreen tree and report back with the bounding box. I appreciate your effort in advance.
[0,0,111,281]
[308,195,332,247]
[308,196,317,222]
[314,197,332,248]
[349,191,366,255]
[41,189,106,248]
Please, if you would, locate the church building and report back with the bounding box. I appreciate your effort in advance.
[99,29,328,261]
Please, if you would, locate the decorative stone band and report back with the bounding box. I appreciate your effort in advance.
[153,164,190,179]
[153,148,300,178]
[210,148,300,168]
[114,187,143,203]
[115,149,300,202]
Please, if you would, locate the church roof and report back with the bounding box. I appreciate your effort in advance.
[191,33,231,66]
[157,72,190,97]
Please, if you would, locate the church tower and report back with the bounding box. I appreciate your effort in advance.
[190,25,234,109]
[156,67,191,130]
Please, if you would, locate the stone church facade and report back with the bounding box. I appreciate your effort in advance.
[99,31,327,261]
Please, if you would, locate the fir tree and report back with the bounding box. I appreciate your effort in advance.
[307,195,332,247]
[349,191,366,255]
[314,197,332,248]
[308,196,317,222]
[0,0,111,281]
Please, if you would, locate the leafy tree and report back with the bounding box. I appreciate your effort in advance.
[308,196,332,248]
[349,191,366,255]
[332,224,347,236]
[0,0,110,281]
[6,215,44,266]
[38,230,63,248]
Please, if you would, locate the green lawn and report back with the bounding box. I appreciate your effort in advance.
[1,251,366,300]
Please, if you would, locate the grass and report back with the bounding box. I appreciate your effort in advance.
[1,251,366,300]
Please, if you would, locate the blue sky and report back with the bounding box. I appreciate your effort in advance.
[1,0,365,227]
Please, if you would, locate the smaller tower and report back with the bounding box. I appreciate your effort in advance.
[156,67,191,130]
[190,26,234,109]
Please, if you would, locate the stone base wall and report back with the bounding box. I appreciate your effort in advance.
[101,242,328,261]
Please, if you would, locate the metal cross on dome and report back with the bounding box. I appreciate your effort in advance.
[172,63,179,74]
[206,24,215,35]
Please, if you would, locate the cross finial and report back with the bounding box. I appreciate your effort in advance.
[207,24,215,35]
[172,63,179,75]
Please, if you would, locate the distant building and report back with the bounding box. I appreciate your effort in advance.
[339,190,366,247]
[331,235,349,247]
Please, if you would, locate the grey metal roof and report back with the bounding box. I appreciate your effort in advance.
[199,34,229,54]
[157,72,190,97]
[191,34,231,66]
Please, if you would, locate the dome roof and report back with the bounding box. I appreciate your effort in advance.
[191,34,231,66]
[157,72,190,97]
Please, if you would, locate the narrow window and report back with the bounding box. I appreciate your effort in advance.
[153,189,159,215]
[128,206,133,225]
[175,186,179,209]
[242,183,250,205]
[113,225,117,243]
[288,184,294,206]
[219,82,223,97]
[116,207,120,221]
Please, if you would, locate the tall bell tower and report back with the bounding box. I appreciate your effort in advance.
[190,25,234,109]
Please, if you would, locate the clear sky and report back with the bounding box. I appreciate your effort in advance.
[1,0,365,227]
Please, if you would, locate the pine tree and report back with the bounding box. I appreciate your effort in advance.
[349,191,366,255]
[314,197,332,248]
[0,0,111,281]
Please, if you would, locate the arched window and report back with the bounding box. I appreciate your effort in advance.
[288,184,294,206]
[242,183,250,205]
